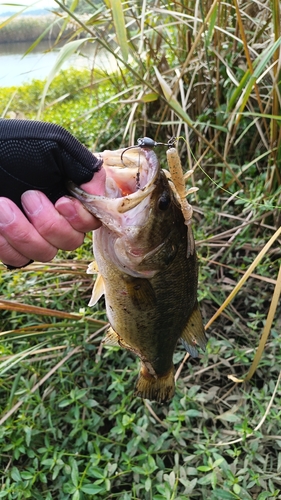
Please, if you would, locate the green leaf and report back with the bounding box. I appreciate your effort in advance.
[37,38,93,117]
[233,484,241,495]
[228,37,281,113]
[154,66,194,126]
[197,465,212,472]
[213,458,225,468]
[257,492,274,500]
[132,466,145,475]
[197,472,214,484]
[23,18,62,57]
[147,455,157,472]
[71,460,79,488]
[72,490,80,500]
[58,399,72,408]
[21,471,34,480]
[211,489,237,499]
[205,4,218,49]
[141,93,159,102]
[24,426,32,447]
[145,477,152,492]
[0,5,30,29]
[89,467,105,479]
[186,409,202,417]
[10,467,21,482]
[80,485,105,494]
[108,0,129,62]
[216,412,240,423]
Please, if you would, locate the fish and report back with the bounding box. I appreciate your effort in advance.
[68,144,207,403]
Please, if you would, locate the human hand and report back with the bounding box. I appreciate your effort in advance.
[0,120,106,268]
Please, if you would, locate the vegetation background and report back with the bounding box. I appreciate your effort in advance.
[0,0,281,498]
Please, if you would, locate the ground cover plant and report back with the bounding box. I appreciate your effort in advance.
[0,0,281,498]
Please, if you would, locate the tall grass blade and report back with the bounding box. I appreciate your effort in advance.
[37,38,92,118]
[0,2,35,28]
[154,67,193,127]
[0,299,106,325]
[228,38,281,115]
[108,0,129,62]
[0,342,47,375]
[23,18,62,56]
[245,262,281,381]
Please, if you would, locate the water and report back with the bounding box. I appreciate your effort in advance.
[0,40,116,87]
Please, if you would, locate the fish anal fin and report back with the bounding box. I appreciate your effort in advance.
[102,327,144,359]
[102,327,120,346]
[180,301,207,357]
[134,364,175,403]
[88,273,105,307]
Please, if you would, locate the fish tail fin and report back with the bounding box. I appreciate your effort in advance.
[134,364,175,403]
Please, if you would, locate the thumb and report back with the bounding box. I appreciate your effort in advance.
[80,167,106,196]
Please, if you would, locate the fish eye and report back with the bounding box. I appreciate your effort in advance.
[158,192,171,210]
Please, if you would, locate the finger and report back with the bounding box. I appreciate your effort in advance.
[0,232,32,268]
[80,167,106,195]
[55,168,106,232]
[55,196,101,233]
[21,191,86,251]
[0,197,57,263]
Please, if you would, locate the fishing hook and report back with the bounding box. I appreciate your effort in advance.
[120,136,177,166]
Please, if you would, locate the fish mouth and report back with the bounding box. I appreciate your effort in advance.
[67,147,160,232]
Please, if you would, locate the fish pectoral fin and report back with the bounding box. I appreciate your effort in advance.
[180,301,207,357]
[88,273,105,307]
[134,363,175,403]
[87,260,99,274]
[126,278,157,310]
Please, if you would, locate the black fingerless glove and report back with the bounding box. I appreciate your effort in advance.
[0,119,103,210]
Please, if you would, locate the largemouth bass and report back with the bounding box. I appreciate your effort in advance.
[69,144,206,403]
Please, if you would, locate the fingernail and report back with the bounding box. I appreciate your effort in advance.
[55,197,77,221]
[21,191,43,216]
[0,200,15,225]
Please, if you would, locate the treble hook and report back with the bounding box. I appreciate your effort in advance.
[120,136,177,165]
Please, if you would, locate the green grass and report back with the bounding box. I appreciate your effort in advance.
[0,166,280,498]
[1,0,281,498]
[0,247,281,499]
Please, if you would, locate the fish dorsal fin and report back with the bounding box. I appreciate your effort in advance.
[180,302,207,357]
[87,260,99,274]
[88,273,105,307]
